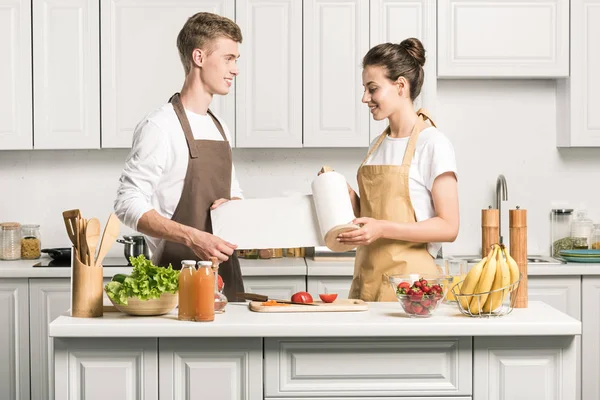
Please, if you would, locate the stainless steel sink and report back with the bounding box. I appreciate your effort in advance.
[450,255,565,265]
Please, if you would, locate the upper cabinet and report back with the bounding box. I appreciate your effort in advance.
[100,0,235,148]
[303,0,370,148]
[0,0,32,150]
[438,0,570,78]
[236,0,302,148]
[557,0,600,147]
[33,0,100,149]
[370,0,437,142]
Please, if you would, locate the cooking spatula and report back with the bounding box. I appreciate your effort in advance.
[85,218,101,267]
[94,213,120,268]
[62,209,81,254]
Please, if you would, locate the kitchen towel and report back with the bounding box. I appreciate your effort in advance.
[211,171,358,251]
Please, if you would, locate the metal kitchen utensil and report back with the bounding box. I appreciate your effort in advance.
[85,218,101,267]
[236,292,319,305]
[116,235,152,263]
[94,213,120,268]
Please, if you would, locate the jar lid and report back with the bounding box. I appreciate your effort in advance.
[0,222,21,230]
[21,224,40,229]
[181,260,196,266]
[197,261,212,266]
[552,209,573,215]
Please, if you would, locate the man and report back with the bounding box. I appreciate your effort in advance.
[114,12,244,301]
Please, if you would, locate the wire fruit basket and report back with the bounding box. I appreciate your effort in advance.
[451,274,522,318]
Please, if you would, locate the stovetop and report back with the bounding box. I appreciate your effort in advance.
[32,257,130,268]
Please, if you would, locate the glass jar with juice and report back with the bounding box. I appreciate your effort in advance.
[178,260,196,321]
[195,261,215,322]
[444,258,467,304]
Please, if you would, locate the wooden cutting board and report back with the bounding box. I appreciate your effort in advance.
[249,299,368,313]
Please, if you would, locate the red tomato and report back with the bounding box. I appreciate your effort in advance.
[218,274,224,291]
[319,293,338,303]
[291,291,314,304]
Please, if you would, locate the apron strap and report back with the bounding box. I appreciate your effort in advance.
[359,127,389,168]
[169,93,200,159]
[401,115,425,168]
[207,109,228,142]
[416,107,437,128]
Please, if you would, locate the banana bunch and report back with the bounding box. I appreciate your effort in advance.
[458,244,521,315]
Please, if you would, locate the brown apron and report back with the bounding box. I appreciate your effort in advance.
[152,93,244,302]
[348,109,443,302]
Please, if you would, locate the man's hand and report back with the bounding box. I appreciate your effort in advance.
[188,229,237,262]
[210,197,241,210]
[337,217,387,246]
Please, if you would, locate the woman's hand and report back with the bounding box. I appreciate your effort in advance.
[337,217,387,246]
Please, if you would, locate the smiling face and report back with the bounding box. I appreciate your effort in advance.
[195,37,240,96]
[361,65,407,121]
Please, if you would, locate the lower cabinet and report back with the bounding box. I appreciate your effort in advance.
[243,276,306,299]
[264,337,472,398]
[54,338,158,400]
[0,279,30,400]
[582,276,600,400]
[474,336,578,400]
[528,275,581,319]
[307,276,353,299]
[159,338,263,400]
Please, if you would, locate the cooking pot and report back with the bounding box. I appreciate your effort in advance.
[117,235,152,263]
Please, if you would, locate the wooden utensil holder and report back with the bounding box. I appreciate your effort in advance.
[481,208,499,258]
[510,208,528,308]
[71,248,103,318]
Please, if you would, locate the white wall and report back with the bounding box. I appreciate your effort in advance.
[1,79,599,259]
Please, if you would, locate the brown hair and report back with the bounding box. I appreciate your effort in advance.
[362,38,426,101]
[177,12,243,75]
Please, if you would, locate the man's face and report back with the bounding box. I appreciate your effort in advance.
[198,37,240,96]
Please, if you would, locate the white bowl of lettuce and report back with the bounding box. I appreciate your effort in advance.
[104,255,179,316]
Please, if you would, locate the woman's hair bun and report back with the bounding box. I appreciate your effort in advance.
[399,37,425,67]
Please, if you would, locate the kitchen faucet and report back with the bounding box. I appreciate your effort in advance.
[496,174,508,244]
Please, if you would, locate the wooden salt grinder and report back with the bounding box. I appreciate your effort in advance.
[481,207,499,258]
[510,207,528,308]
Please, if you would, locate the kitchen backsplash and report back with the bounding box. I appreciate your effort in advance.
[2,80,600,258]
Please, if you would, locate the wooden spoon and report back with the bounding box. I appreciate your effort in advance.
[94,213,121,268]
[86,218,101,267]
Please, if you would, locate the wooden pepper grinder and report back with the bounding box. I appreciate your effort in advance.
[481,206,499,258]
[510,206,528,308]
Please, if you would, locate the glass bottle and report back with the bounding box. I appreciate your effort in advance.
[20,224,41,259]
[178,260,196,321]
[551,209,574,257]
[195,261,215,322]
[1,223,21,260]
[211,257,228,313]
[571,210,593,249]
[591,224,600,250]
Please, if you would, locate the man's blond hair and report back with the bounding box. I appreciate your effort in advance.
[177,12,243,75]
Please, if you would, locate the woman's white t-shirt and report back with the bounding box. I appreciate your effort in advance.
[364,126,458,258]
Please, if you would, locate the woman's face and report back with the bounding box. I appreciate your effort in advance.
[361,65,404,121]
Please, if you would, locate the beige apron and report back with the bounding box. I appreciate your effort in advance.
[152,93,245,302]
[348,109,442,302]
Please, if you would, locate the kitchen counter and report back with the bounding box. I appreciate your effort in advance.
[50,301,579,400]
[49,300,579,338]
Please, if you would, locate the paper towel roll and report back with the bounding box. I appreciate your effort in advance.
[311,171,359,252]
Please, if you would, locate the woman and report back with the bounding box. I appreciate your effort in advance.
[338,38,459,302]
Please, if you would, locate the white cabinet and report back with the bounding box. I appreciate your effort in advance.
[33,0,100,149]
[264,337,472,397]
[557,0,600,147]
[0,0,32,150]
[236,0,302,148]
[101,0,235,148]
[303,0,370,147]
[29,279,71,400]
[474,336,577,400]
[527,275,581,319]
[159,338,262,400]
[369,0,437,141]
[0,279,30,400]
[438,0,569,78]
[54,338,158,400]
[307,276,353,300]
[243,276,305,299]
[582,276,600,400]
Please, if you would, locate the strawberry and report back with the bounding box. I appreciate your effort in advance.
[420,278,428,286]
[422,286,432,294]
[421,298,432,307]
[411,303,423,313]
[410,291,423,302]
[418,307,430,316]
[398,281,410,290]
[407,289,415,295]
[432,284,442,293]
[413,281,422,289]
[404,303,413,313]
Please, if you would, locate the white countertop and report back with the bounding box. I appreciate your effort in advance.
[0,256,307,278]
[49,301,580,338]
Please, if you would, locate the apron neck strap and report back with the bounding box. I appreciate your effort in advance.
[359,127,389,168]
[207,109,228,141]
[170,93,200,159]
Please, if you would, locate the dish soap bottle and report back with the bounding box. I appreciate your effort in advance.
[571,210,593,249]
[211,257,228,313]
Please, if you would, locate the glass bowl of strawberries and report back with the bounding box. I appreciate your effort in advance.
[389,274,446,318]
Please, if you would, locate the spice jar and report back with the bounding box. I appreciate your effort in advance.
[591,224,600,250]
[571,210,594,249]
[20,224,41,259]
[551,209,574,257]
[1,223,22,260]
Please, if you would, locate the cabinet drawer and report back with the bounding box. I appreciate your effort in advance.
[265,337,472,397]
